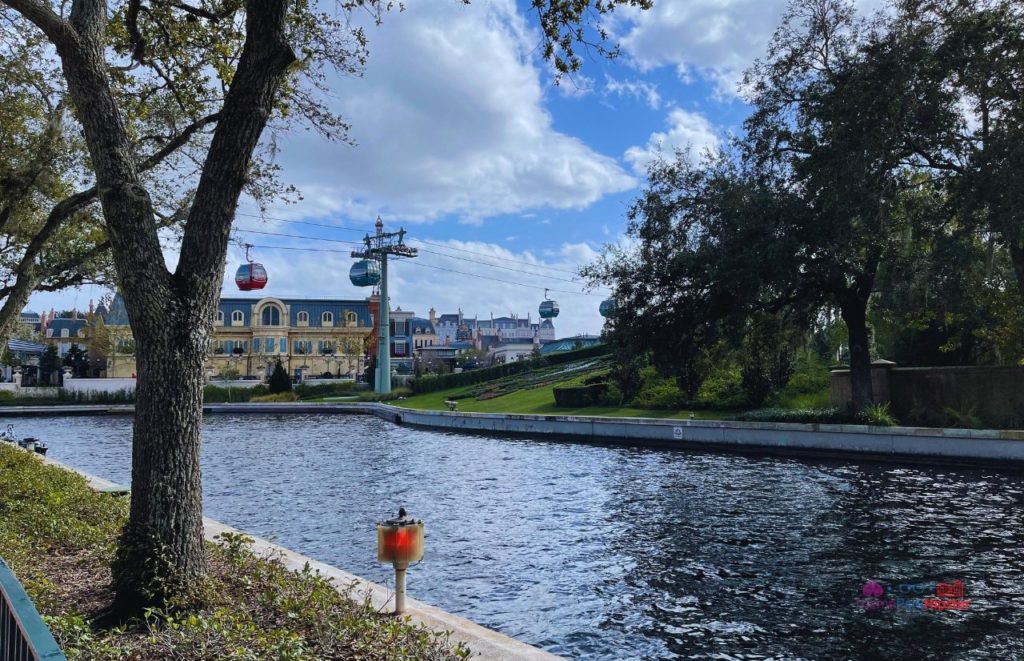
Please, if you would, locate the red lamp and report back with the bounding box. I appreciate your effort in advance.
[376,507,424,614]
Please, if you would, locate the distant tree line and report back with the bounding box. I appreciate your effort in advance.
[586,0,1024,412]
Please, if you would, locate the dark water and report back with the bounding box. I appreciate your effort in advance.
[14,413,1024,660]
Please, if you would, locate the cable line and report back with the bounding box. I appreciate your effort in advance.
[233,211,584,274]
[390,257,607,296]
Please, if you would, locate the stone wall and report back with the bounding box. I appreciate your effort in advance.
[831,364,1024,427]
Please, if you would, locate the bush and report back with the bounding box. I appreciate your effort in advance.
[250,392,299,403]
[553,383,608,407]
[294,382,357,400]
[268,360,292,393]
[630,373,686,409]
[857,402,899,426]
[695,364,747,409]
[410,344,609,394]
[0,390,16,401]
[203,384,268,403]
[734,407,851,424]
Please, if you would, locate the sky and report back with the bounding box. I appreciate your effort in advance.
[28,0,881,337]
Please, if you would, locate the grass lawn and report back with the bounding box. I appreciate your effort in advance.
[397,383,732,420]
[0,444,468,660]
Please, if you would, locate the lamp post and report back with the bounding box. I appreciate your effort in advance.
[376,507,424,615]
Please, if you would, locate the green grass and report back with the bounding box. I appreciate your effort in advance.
[0,444,468,660]
[398,383,728,419]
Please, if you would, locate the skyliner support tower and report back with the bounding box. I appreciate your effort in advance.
[352,218,417,394]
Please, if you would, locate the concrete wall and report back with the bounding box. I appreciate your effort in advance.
[63,377,137,394]
[0,385,61,398]
[831,364,1024,427]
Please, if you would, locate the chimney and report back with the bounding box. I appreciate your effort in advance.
[429,307,436,324]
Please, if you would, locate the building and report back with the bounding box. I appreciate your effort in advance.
[434,309,555,348]
[97,295,375,380]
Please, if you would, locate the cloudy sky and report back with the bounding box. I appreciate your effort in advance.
[30,0,880,336]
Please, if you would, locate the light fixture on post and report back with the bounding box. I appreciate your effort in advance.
[376,507,424,615]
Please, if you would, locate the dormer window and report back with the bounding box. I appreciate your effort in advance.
[231,310,244,324]
[261,305,281,326]
[321,311,333,325]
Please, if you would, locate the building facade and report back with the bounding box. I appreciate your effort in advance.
[99,295,375,380]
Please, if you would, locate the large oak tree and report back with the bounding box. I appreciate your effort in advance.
[1,0,651,615]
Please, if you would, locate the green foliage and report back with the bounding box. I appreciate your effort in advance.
[411,344,608,394]
[250,392,300,402]
[553,383,608,407]
[0,444,468,660]
[857,402,899,427]
[202,384,269,403]
[38,344,61,383]
[630,370,687,410]
[695,364,746,409]
[269,359,292,394]
[293,381,357,400]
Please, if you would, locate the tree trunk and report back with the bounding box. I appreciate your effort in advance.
[840,295,873,412]
[112,307,208,609]
[1009,242,1024,304]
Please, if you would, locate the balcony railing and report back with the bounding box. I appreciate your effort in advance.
[0,557,65,660]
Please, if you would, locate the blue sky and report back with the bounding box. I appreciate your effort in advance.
[28,0,881,336]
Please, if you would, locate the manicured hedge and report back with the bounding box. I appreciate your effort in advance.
[553,382,608,407]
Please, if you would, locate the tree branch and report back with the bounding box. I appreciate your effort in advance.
[0,0,78,50]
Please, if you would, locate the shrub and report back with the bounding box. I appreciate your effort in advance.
[0,390,16,401]
[250,392,299,403]
[857,402,899,427]
[631,374,686,409]
[696,364,747,409]
[553,383,608,407]
[294,382,357,400]
[268,359,292,393]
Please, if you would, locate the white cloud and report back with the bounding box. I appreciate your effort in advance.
[611,0,894,96]
[623,108,720,175]
[264,0,634,224]
[603,75,661,109]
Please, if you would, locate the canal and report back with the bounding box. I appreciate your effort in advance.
[21,413,1024,659]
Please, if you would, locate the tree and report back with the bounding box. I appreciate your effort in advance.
[62,342,89,377]
[0,0,649,614]
[38,344,60,384]
[589,0,940,411]
[268,359,291,393]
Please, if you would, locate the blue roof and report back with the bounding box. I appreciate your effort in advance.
[408,317,435,334]
[218,297,372,328]
[106,294,130,325]
[47,318,87,335]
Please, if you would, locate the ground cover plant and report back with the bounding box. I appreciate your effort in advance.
[0,444,468,660]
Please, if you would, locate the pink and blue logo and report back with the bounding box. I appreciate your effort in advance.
[854,579,969,611]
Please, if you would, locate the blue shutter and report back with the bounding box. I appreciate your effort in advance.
[280,337,286,353]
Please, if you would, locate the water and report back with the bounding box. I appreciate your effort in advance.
[16,413,1024,659]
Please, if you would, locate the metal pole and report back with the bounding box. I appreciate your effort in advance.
[394,562,407,614]
[377,253,391,394]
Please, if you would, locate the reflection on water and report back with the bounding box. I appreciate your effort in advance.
[20,413,1024,659]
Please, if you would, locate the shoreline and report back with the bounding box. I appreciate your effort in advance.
[3,401,1024,467]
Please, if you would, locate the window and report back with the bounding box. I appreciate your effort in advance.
[77,329,85,337]
[261,306,281,326]
[216,310,225,324]
[264,337,274,353]
[394,340,407,356]
[231,310,244,324]
[297,311,309,325]
[321,311,333,325]
[225,340,235,353]
[46,328,53,338]
[61,328,69,338]
[345,311,358,327]
[279,337,287,353]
